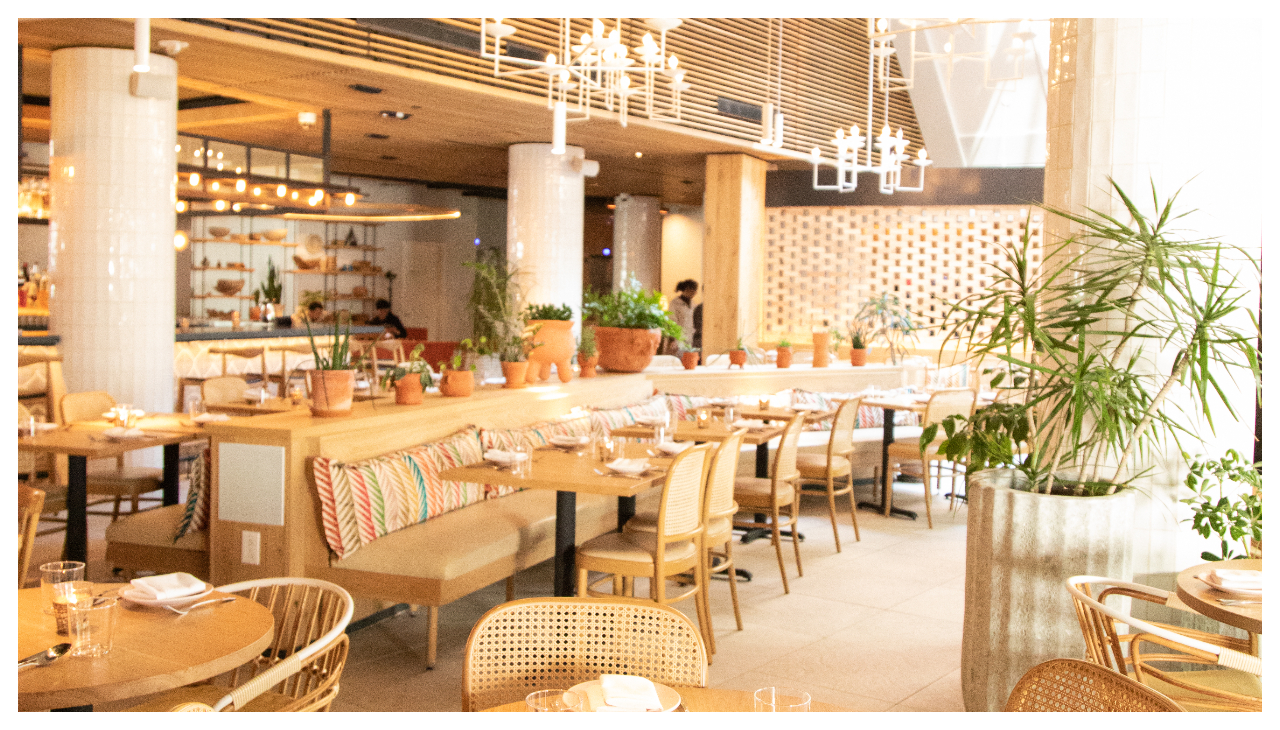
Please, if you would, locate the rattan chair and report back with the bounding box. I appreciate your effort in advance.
[879,389,976,527]
[176,346,269,411]
[733,415,806,593]
[576,443,713,643]
[60,391,164,520]
[201,376,250,406]
[796,396,862,550]
[1066,576,1262,712]
[1004,658,1184,711]
[127,577,354,712]
[18,485,44,588]
[626,429,748,656]
[461,596,708,711]
[268,343,317,394]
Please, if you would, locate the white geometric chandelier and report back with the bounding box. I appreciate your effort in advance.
[480,18,691,155]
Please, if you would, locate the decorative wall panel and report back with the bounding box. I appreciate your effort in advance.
[762,204,1043,342]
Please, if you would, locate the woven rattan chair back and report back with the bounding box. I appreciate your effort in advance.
[828,396,861,460]
[462,597,708,711]
[18,485,44,588]
[923,389,976,426]
[1004,658,1184,711]
[202,376,250,406]
[61,390,116,424]
[705,429,746,521]
[771,415,805,484]
[658,442,710,538]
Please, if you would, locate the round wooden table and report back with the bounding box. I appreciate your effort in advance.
[483,686,849,712]
[18,585,275,711]
[1174,558,1262,636]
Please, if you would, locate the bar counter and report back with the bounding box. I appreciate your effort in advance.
[175,323,385,342]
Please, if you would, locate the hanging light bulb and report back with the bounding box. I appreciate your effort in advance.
[593,18,604,38]
[277,185,287,197]
[668,54,679,69]
[189,173,200,186]
[231,203,242,212]
[214,200,227,211]
[546,52,556,65]
[253,187,262,196]
[291,191,299,200]
[345,192,356,206]
[210,181,220,191]
[235,179,246,192]
[175,200,187,213]
[174,231,188,251]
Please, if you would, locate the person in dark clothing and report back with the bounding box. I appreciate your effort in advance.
[692,302,703,362]
[367,298,408,339]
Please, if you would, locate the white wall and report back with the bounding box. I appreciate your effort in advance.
[660,204,704,305]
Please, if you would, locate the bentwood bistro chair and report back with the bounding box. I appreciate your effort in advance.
[733,415,806,593]
[1004,658,1184,712]
[795,396,863,549]
[60,391,165,520]
[879,388,976,528]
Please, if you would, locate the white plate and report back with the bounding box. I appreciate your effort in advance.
[485,451,529,466]
[1197,574,1263,597]
[708,398,738,407]
[656,441,691,456]
[633,416,667,427]
[102,427,147,440]
[191,413,230,423]
[302,233,325,258]
[119,583,215,608]
[568,679,681,712]
[549,435,590,448]
[731,419,768,430]
[19,422,59,435]
[606,458,649,475]
[791,405,820,412]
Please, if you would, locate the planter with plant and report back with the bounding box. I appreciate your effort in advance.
[577,327,599,378]
[381,343,434,405]
[466,253,539,388]
[582,275,682,373]
[438,339,481,397]
[847,326,868,366]
[680,347,699,370]
[775,338,793,369]
[854,293,917,365]
[1181,449,1261,561]
[728,336,748,369]
[304,315,356,417]
[249,291,263,322]
[921,179,1260,711]
[523,302,575,384]
[258,258,283,319]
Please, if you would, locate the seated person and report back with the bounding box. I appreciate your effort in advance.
[306,302,333,324]
[367,298,408,339]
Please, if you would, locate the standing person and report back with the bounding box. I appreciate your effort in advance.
[692,303,703,363]
[667,279,698,355]
[367,298,408,339]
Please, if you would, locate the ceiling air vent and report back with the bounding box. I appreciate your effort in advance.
[355,18,543,62]
[717,97,763,123]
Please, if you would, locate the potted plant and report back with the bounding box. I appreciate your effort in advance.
[830,326,847,363]
[249,291,262,322]
[381,343,434,405]
[582,275,682,373]
[523,303,574,384]
[855,293,917,365]
[577,327,599,378]
[466,253,536,388]
[922,179,1261,711]
[258,258,283,319]
[847,326,868,366]
[775,338,793,368]
[438,340,480,397]
[1181,449,1261,561]
[680,347,699,370]
[303,314,356,417]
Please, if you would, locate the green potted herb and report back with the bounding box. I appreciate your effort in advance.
[258,258,283,318]
[303,313,355,417]
[577,327,599,378]
[439,338,482,397]
[581,275,682,372]
[847,325,868,366]
[524,303,574,384]
[382,343,434,405]
[1181,449,1261,561]
[854,293,917,365]
[466,252,539,388]
[775,338,793,369]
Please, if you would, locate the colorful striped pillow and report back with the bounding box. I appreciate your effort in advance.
[663,393,716,421]
[590,395,670,432]
[311,426,487,560]
[173,449,211,541]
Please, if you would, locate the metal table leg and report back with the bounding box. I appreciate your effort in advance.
[162,443,181,506]
[857,408,918,520]
[553,491,577,597]
[64,455,88,563]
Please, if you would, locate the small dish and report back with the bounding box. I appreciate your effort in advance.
[606,458,649,475]
[568,678,681,712]
[655,441,691,456]
[633,416,667,427]
[19,422,60,435]
[484,450,529,466]
[1197,573,1263,597]
[207,226,230,239]
[102,427,147,440]
[191,413,230,423]
[120,583,215,608]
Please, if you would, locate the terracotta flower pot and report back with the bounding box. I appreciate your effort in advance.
[501,361,529,389]
[593,326,661,373]
[440,369,474,397]
[850,348,868,366]
[728,350,747,368]
[394,374,424,405]
[524,319,575,383]
[578,354,599,378]
[681,351,699,370]
[812,331,831,367]
[307,370,355,417]
[249,305,263,322]
[776,346,793,369]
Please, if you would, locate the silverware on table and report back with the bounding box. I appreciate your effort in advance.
[19,643,70,669]
[1218,599,1261,606]
[165,596,237,616]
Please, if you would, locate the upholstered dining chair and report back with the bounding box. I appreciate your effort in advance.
[1065,576,1261,711]
[576,443,713,642]
[462,597,708,711]
[626,429,748,656]
[129,577,354,712]
[878,388,976,528]
[18,485,44,588]
[201,376,250,406]
[60,391,164,520]
[796,396,862,550]
[1004,658,1184,712]
[733,415,806,593]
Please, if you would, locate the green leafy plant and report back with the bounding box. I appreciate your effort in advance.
[465,251,534,362]
[732,336,747,351]
[829,327,846,351]
[300,289,327,307]
[577,326,597,358]
[848,326,867,350]
[442,338,484,372]
[524,303,573,321]
[582,274,683,341]
[381,343,434,389]
[258,258,283,304]
[854,293,916,364]
[922,178,1260,496]
[777,338,792,348]
[304,312,353,370]
[1181,449,1261,561]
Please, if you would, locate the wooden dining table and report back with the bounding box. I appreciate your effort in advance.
[1175,558,1262,652]
[483,686,849,712]
[204,396,304,417]
[439,444,671,598]
[18,584,275,711]
[17,414,210,562]
[612,418,787,479]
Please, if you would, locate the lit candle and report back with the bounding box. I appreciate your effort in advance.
[696,408,711,429]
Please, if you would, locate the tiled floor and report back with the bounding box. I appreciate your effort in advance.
[26,474,970,712]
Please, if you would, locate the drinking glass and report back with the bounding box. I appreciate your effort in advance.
[52,581,94,635]
[526,689,582,712]
[725,406,736,425]
[598,436,614,463]
[753,687,811,712]
[654,424,666,443]
[28,413,44,436]
[40,561,86,615]
[70,595,118,657]
[186,396,205,418]
[516,444,532,477]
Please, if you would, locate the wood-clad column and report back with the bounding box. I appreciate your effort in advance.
[701,154,768,356]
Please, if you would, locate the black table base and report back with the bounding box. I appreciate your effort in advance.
[553,491,577,597]
[854,407,920,521]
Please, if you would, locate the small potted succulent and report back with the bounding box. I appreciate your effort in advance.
[847,325,868,366]
[680,347,699,370]
[728,336,749,369]
[577,327,599,378]
[523,302,574,383]
[775,338,793,369]
[494,329,542,389]
[304,314,355,417]
[381,343,433,405]
[439,339,481,397]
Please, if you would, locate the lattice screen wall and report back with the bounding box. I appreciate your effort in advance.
[762,205,1043,342]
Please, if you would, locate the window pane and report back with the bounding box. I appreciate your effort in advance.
[289,155,324,183]
[250,148,287,179]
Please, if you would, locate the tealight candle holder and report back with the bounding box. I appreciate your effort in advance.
[758,397,770,411]
[696,409,711,429]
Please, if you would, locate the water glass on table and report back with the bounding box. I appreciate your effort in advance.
[70,595,119,657]
[753,687,811,712]
[40,561,86,615]
[51,581,93,635]
[653,424,666,443]
[526,689,582,712]
[186,396,205,418]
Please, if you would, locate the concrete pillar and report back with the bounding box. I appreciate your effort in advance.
[48,48,177,426]
[1045,19,1262,577]
[611,193,662,291]
[701,154,769,356]
[507,143,588,329]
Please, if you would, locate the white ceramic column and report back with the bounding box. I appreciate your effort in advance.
[49,48,177,430]
[507,143,586,328]
[611,193,662,291]
[1045,19,1263,577]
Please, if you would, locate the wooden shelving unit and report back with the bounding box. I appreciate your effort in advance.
[286,269,383,276]
[323,244,383,252]
[190,237,297,247]
[191,266,254,272]
[190,294,255,300]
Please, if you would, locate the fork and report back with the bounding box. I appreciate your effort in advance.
[1218,599,1261,606]
[164,596,236,615]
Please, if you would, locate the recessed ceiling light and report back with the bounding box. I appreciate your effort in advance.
[348,83,384,94]
[380,110,412,120]
[367,133,390,140]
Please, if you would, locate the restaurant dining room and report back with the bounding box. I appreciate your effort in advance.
[15,16,1265,714]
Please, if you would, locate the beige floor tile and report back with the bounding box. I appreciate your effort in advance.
[892,667,964,711]
[886,583,966,624]
[752,636,954,706]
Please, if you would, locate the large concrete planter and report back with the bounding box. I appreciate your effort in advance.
[962,469,1134,712]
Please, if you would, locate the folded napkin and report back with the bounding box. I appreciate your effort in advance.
[130,572,206,601]
[709,398,739,407]
[732,418,768,429]
[656,441,692,455]
[484,450,529,465]
[606,458,649,475]
[549,435,590,447]
[192,413,230,423]
[1203,569,1263,591]
[103,427,146,439]
[600,674,663,711]
[633,416,667,427]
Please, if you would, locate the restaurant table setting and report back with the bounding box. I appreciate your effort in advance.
[487,683,840,712]
[1175,559,1262,644]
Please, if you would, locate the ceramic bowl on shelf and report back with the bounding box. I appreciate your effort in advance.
[215,279,246,295]
[293,255,321,270]
[352,286,368,298]
[262,228,288,241]
[207,226,230,238]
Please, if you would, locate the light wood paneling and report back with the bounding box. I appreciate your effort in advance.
[702,153,769,356]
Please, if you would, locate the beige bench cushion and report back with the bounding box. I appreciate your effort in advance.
[106,504,208,552]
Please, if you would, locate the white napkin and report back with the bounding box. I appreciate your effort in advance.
[606,458,649,475]
[484,449,529,465]
[1203,569,1263,591]
[732,418,768,430]
[709,398,739,407]
[600,674,663,711]
[192,413,230,423]
[549,435,590,448]
[103,427,146,439]
[130,572,206,600]
[633,416,667,427]
[656,441,692,455]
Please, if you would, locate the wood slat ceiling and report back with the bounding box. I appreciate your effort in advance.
[18,17,925,206]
